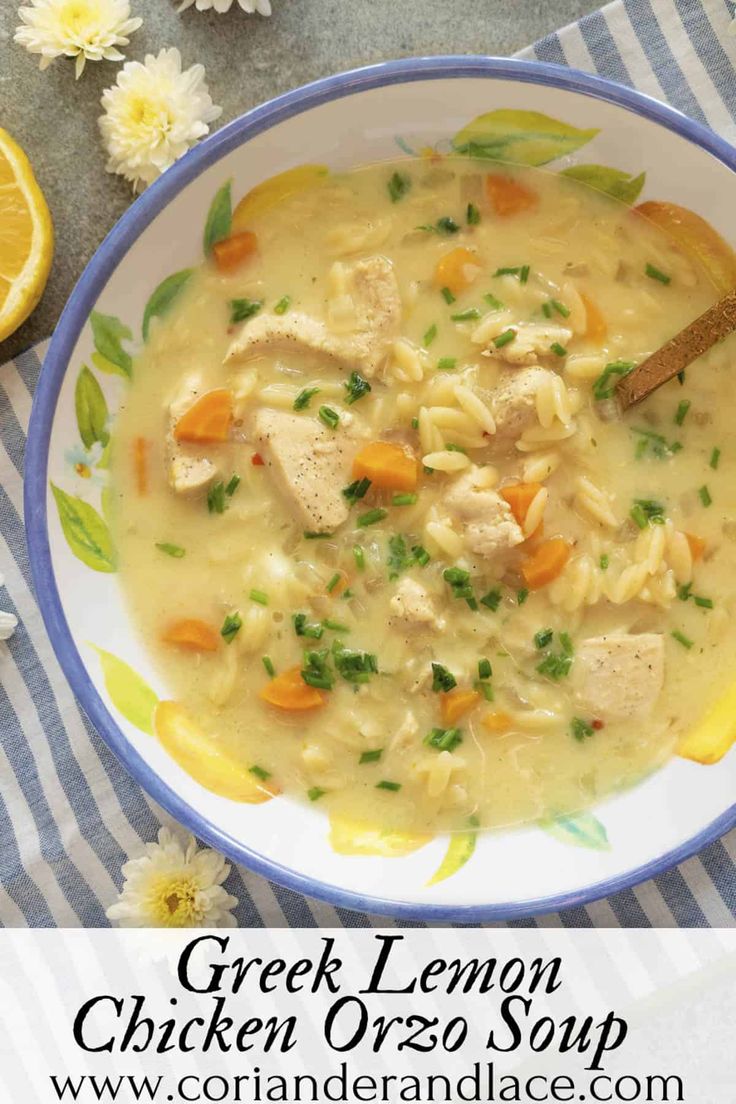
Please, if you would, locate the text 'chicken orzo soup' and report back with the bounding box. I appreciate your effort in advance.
[110,159,736,835]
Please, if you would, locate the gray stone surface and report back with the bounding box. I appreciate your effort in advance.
[0,0,599,361]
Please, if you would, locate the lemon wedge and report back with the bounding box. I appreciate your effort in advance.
[0,127,54,344]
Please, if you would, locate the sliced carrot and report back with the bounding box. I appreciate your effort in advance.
[520,538,572,590]
[482,711,513,734]
[440,689,481,726]
[352,441,418,492]
[162,618,220,652]
[485,173,538,217]
[433,247,481,296]
[500,482,543,526]
[580,293,608,342]
[327,569,350,597]
[635,201,736,294]
[259,666,326,712]
[133,436,149,496]
[212,230,258,274]
[685,532,706,562]
[173,389,233,445]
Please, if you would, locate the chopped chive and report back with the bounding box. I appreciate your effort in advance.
[342,476,371,504]
[360,749,383,764]
[249,589,269,606]
[550,298,570,318]
[292,612,324,640]
[694,596,714,609]
[431,662,457,693]
[631,426,682,460]
[250,765,271,781]
[437,356,457,371]
[466,202,481,225]
[326,572,342,593]
[678,370,686,385]
[220,612,242,644]
[599,553,609,571]
[550,342,567,357]
[323,619,350,632]
[494,266,520,277]
[273,295,291,315]
[675,400,691,426]
[341,588,354,600]
[392,492,417,506]
[412,544,430,566]
[677,582,692,602]
[207,482,226,514]
[423,323,438,347]
[445,443,466,454]
[318,405,339,430]
[357,507,388,528]
[387,534,411,580]
[436,216,460,235]
[517,588,529,605]
[441,286,456,304]
[301,649,334,690]
[541,302,552,318]
[225,474,241,497]
[474,680,494,702]
[478,658,492,680]
[344,370,371,405]
[376,780,401,791]
[534,628,554,649]
[353,545,365,571]
[480,588,501,612]
[308,787,327,801]
[571,717,594,742]
[388,171,411,203]
[710,447,721,470]
[303,530,332,540]
[671,629,693,649]
[424,727,463,752]
[699,484,712,507]
[494,328,516,348]
[645,262,671,285]
[262,655,275,677]
[592,359,636,401]
[411,416,419,429]
[293,387,319,411]
[484,292,504,310]
[630,498,666,529]
[229,298,262,324]
[520,264,530,284]
[443,566,475,605]
[332,640,378,683]
[451,307,481,322]
[156,542,185,558]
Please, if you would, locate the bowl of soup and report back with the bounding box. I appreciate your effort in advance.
[25,57,736,919]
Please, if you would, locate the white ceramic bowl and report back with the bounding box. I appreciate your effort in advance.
[25,58,736,920]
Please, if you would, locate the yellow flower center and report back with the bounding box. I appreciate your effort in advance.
[128,97,174,137]
[75,462,91,479]
[148,875,204,927]
[59,1,98,34]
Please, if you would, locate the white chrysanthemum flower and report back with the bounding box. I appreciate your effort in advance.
[106,826,238,928]
[99,47,222,192]
[14,0,142,79]
[0,573,17,642]
[177,0,272,13]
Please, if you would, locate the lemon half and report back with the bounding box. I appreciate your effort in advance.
[0,127,54,344]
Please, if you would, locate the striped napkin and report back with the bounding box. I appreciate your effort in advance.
[1,0,735,928]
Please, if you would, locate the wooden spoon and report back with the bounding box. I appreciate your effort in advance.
[616,288,736,411]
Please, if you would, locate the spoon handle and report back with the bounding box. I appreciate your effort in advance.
[617,287,736,411]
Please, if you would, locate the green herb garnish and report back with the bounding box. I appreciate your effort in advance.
[344,370,371,405]
[156,542,185,558]
[376,780,401,791]
[517,588,529,605]
[645,262,671,285]
[292,613,324,640]
[699,484,712,507]
[318,405,339,430]
[225,474,241,497]
[262,656,275,678]
[443,566,477,609]
[671,630,693,649]
[494,329,516,349]
[592,360,636,401]
[431,662,457,693]
[440,286,456,304]
[534,628,554,649]
[550,298,570,318]
[274,295,291,316]
[388,171,411,203]
[630,498,666,528]
[423,323,438,347]
[229,298,262,324]
[249,589,269,606]
[451,307,481,322]
[221,612,242,644]
[675,399,691,426]
[250,765,271,781]
[479,588,502,612]
[478,658,492,680]
[424,727,463,752]
[308,787,327,802]
[536,631,574,681]
[207,482,226,514]
[600,554,609,571]
[301,648,334,690]
[466,202,481,225]
[342,476,371,505]
[333,639,378,683]
[412,544,430,567]
[353,545,365,571]
[631,427,682,460]
[437,356,457,371]
[357,507,387,528]
[550,342,567,357]
[484,292,503,310]
[293,387,319,411]
[360,749,383,764]
[571,717,594,742]
[710,447,721,470]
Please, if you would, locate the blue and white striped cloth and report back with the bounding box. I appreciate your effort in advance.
[2,0,735,928]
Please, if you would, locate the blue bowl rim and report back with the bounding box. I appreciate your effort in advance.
[24,55,736,923]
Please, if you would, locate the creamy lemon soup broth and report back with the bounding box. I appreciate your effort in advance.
[110,160,736,834]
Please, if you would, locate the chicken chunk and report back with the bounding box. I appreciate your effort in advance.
[446,466,524,559]
[166,374,219,494]
[225,255,402,377]
[491,367,553,442]
[576,633,665,720]
[390,577,437,625]
[252,408,355,532]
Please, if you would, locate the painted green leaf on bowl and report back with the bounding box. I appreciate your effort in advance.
[93,647,159,736]
[561,164,646,205]
[542,811,610,851]
[426,817,479,886]
[142,268,194,341]
[90,312,133,378]
[50,483,117,573]
[203,180,232,255]
[75,366,109,450]
[452,110,599,166]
